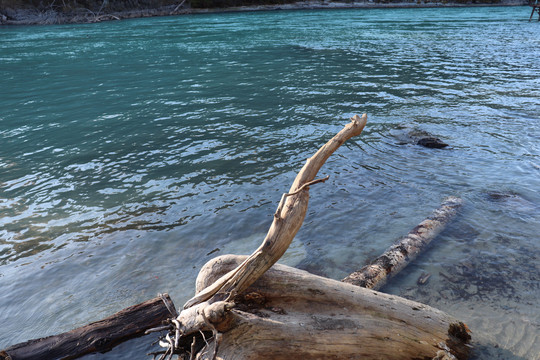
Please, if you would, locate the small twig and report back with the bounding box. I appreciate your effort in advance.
[210,332,221,360]
[145,325,172,335]
[147,351,166,360]
[197,330,210,359]
[157,347,169,360]
[288,175,330,197]
[274,175,330,218]
[84,8,96,16]
[160,293,179,317]
[189,336,197,360]
[199,306,221,360]
[172,319,181,348]
[150,337,163,347]
[166,333,174,355]
[96,0,107,16]
[199,330,209,348]
[224,290,237,303]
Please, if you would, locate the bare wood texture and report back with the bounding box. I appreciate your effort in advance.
[342,196,463,290]
[169,115,470,360]
[0,294,175,360]
[183,114,368,309]
[193,255,471,360]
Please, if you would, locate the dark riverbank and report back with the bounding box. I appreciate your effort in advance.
[0,0,529,25]
[0,0,187,25]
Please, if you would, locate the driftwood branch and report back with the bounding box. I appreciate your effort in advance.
[1,114,472,360]
[159,114,471,359]
[0,294,176,360]
[0,194,465,360]
[183,114,367,310]
[342,196,463,290]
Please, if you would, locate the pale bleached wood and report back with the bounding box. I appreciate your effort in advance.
[1,114,474,360]
[342,196,463,290]
[183,114,367,309]
[165,114,471,360]
[193,255,471,360]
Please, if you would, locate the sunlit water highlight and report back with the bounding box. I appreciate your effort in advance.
[1,6,539,359]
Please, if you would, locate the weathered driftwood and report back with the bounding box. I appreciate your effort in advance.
[342,196,463,290]
[1,114,472,360]
[161,115,471,360]
[0,294,176,360]
[188,254,471,360]
[0,196,465,360]
[183,114,368,310]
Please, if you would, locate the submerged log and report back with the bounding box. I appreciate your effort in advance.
[342,196,463,290]
[0,294,176,360]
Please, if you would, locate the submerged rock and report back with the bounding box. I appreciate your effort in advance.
[416,137,449,149]
[391,125,450,149]
[484,190,538,213]
[486,191,517,201]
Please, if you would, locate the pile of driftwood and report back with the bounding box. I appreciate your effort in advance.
[1,114,471,360]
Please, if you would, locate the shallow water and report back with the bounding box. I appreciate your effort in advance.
[1,6,539,359]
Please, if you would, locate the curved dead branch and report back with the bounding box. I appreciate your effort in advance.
[183,114,367,310]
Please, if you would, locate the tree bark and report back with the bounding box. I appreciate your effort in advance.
[0,294,176,360]
[342,196,463,290]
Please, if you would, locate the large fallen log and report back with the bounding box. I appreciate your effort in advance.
[0,294,176,360]
[342,196,463,290]
[188,254,471,360]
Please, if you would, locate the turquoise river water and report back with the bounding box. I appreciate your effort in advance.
[1,6,539,359]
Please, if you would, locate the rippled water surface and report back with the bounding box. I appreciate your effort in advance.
[1,6,539,359]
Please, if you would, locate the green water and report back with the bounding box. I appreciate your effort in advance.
[1,6,539,359]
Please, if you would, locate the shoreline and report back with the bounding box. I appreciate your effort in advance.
[0,0,529,26]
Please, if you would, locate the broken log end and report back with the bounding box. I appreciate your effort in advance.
[0,294,176,360]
